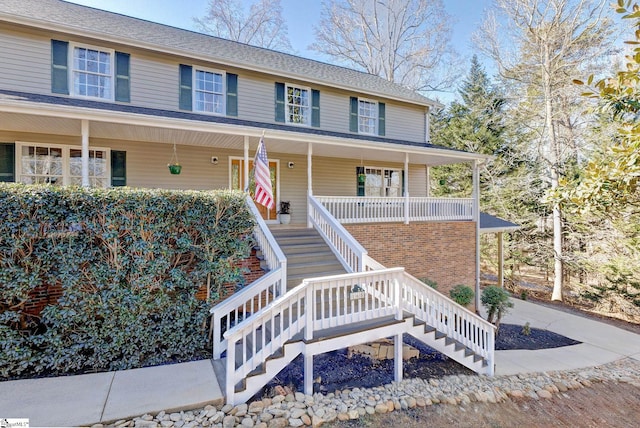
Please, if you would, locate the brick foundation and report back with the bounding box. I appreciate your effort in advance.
[345,221,477,309]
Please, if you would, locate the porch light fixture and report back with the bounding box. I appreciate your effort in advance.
[288,162,295,169]
[211,156,219,165]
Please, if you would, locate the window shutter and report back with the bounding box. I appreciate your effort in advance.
[179,64,192,111]
[402,169,405,196]
[51,40,69,95]
[0,143,15,182]
[226,73,238,117]
[349,97,358,132]
[275,82,285,122]
[115,52,130,102]
[311,89,320,127]
[111,150,126,187]
[378,102,386,136]
[356,166,365,196]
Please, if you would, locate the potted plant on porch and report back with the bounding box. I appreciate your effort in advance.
[278,201,291,224]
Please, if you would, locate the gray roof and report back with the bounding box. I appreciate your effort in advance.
[479,213,520,234]
[0,0,437,108]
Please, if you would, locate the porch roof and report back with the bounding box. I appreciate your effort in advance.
[479,213,520,234]
[0,89,489,166]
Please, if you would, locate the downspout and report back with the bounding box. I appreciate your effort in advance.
[473,160,481,312]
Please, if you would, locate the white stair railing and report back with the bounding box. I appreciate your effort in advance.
[210,196,287,359]
[400,272,495,365]
[223,268,495,404]
[308,195,368,272]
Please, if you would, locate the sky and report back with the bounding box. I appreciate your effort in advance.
[64,0,494,100]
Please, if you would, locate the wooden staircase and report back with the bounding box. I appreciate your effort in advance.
[268,227,347,290]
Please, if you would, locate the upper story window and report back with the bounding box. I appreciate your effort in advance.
[285,84,311,125]
[358,99,378,135]
[194,68,225,114]
[71,44,114,100]
[179,64,238,116]
[16,142,110,188]
[349,97,386,136]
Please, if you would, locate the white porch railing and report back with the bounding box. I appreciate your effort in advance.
[223,267,495,405]
[308,195,369,272]
[210,196,287,359]
[316,196,474,223]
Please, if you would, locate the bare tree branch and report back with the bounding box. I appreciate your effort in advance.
[310,0,457,92]
[194,0,293,52]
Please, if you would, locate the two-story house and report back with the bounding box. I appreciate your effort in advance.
[0,0,505,404]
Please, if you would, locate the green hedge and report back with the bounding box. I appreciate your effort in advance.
[0,184,254,379]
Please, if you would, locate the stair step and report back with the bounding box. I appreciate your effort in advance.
[286,251,340,264]
[288,260,345,276]
[280,242,330,255]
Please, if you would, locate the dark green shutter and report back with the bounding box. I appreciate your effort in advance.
[226,73,238,116]
[51,40,69,95]
[179,64,192,111]
[349,97,358,132]
[402,170,405,196]
[115,52,130,102]
[356,166,365,196]
[0,143,15,182]
[378,102,386,136]
[111,150,126,187]
[311,89,320,127]
[275,82,285,122]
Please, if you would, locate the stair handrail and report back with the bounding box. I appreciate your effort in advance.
[223,267,495,404]
[308,195,368,272]
[223,281,308,404]
[209,196,287,359]
[401,272,495,371]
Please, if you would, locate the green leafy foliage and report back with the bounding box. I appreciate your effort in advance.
[449,284,474,307]
[481,286,513,330]
[0,185,254,379]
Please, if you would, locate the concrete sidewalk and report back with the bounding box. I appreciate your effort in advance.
[1,298,640,427]
[493,298,640,375]
[0,360,223,427]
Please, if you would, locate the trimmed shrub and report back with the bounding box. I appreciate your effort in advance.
[0,184,254,379]
[481,286,514,331]
[449,284,474,307]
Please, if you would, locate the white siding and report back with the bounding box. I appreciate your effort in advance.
[385,101,426,142]
[129,54,178,110]
[0,29,50,94]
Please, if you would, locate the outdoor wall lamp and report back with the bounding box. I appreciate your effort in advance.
[288,161,295,169]
[211,156,219,165]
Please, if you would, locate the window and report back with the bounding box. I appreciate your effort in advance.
[286,84,311,125]
[358,99,378,135]
[194,68,225,114]
[364,167,402,197]
[16,143,109,188]
[71,44,114,100]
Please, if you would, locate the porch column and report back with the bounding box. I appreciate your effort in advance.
[404,153,409,224]
[307,143,313,228]
[472,160,481,311]
[243,136,249,192]
[425,165,430,197]
[498,232,504,288]
[81,119,90,187]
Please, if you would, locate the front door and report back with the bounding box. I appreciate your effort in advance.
[231,158,278,221]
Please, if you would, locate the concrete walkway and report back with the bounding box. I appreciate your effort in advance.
[1,298,640,427]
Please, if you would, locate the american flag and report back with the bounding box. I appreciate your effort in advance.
[253,136,274,209]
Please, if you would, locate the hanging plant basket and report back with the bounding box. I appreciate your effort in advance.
[358,173,367,183]
[168,143,182,175]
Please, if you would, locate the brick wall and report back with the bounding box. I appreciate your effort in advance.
[345,221,477,308]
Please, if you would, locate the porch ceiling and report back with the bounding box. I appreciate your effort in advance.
[0,105,485,166]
